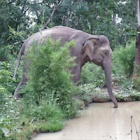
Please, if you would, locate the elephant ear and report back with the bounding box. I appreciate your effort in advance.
[83,37,99,60]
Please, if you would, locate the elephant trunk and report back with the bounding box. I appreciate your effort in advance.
[102,60,118,108]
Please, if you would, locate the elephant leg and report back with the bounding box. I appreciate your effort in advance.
[13,73,27,99]
[71,64,81,84]
[13,59,28,99]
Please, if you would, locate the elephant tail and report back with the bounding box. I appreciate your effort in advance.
[13,44,25,80]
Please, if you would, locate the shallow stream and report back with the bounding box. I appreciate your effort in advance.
[33,102,140,140]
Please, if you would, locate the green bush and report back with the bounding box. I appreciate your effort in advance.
[0,39,80,139]
[0,39,79,139]
[25,100,63,121]
[8,100,64,140]
[0,61,17,118]
[0,62,15,93]
[24,39,78,118]
[0,60,21,140]
[111,41,135,90]
[112,41,135,77]
[21,99,64,132]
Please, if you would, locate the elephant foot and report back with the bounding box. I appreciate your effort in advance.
[111,96,118,108]
[113,104,118,108]
[13,93,22,99]
[113,101,118,108]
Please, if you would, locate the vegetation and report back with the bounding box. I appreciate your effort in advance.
[0,0,136,50]
[0,40,78,140]
[1,0,140,140]
[25,39,78,119]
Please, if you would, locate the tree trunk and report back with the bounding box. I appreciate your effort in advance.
[133,0,140,78]
[135,27,140,65]
[133,27,140,77]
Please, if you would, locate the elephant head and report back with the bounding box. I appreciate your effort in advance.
[82,35,118,108]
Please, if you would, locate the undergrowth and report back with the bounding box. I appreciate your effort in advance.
[0,39,79,140]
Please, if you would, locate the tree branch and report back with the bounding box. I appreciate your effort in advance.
[44,0,63,29]
[6,0,15,5]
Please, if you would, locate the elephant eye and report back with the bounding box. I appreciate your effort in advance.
[104,50,108,55]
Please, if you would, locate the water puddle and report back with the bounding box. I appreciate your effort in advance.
[33,102,140,140]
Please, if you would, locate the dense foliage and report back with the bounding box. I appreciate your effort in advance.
[113,41,135,77]
[0,40,78,139]
[0,0,136,52]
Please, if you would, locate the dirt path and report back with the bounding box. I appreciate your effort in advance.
[33,102,140,140]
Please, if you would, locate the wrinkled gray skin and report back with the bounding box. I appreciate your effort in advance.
[13,26,118,108]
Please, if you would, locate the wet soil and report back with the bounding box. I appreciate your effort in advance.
[33,102,140,140]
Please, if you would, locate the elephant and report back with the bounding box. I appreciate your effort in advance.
[13,26,118,108]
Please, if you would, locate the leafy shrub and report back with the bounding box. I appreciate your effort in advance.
[112,41,135,77]
[25,100,63,121]
[0,60,21,140]
[111,41,135,90]
[0,61,17,119]
[0,62,15,93]
[0,60,19,101]
[24,39,78,118]
[22,99,64,132]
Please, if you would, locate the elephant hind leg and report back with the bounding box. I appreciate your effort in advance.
[13,74,27,99]
[13,58,29,99]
